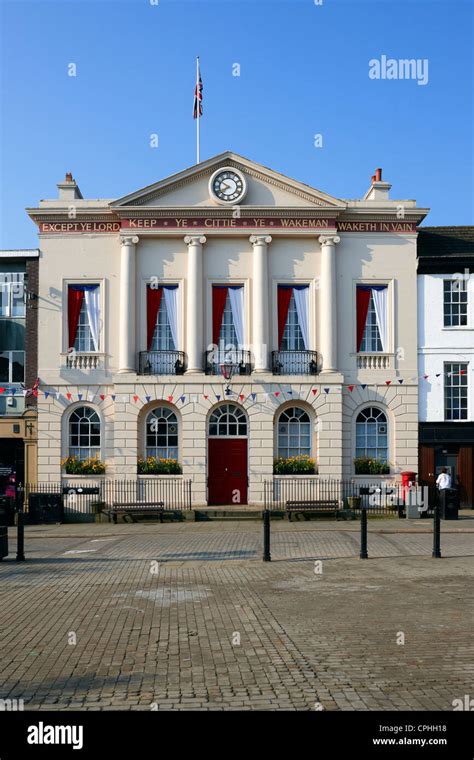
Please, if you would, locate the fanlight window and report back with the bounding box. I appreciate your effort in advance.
[277,407,311,458]
[355,407,388,461]
[69,406,101,460]
[209,404,247,437]
[146,407,179,459]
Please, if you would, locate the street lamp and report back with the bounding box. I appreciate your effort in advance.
[220,360,238,395]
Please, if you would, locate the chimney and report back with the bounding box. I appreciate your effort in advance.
[364,167,391,201]
[57,173,83,200]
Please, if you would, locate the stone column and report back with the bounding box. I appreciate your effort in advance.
[118,235,139,373]
[185,235,206,373]
[318,234,340,373]
[250,235,272,372]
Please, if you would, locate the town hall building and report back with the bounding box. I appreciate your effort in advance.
[27,153,428,506]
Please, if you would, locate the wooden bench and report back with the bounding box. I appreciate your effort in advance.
[286,499,343,521]
[107,501,165,524]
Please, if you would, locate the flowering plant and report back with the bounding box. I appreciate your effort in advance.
[273,455,316,475]
[354,457,389,475]
[61,456,106,475]
[138,457,182,475]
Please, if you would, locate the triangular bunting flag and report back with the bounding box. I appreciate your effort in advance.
[323,388,330,394]
[216,395,221,401]
[385,380,391,386]
[145,395,151,402]
[133,395,139,402]
[66,393,72,400]
[56,392,61,400]
[348,385,354,392]
[398,379,404,384]
[167,395,173,402]
[11,388,16,395]
[274,391,280,397]
[311,389,317,395]
[435,373,441,378]
[361,384,367,390]
[180,395,186,403]
[460,369,467,375]
[239,394,245,401]
[111,394,116,401]
[423,375,429,380]
[78,394,83,400]
[44,391,49,399]
[100,394,105,400]
[251,393,257,401]
[204,395,209,400]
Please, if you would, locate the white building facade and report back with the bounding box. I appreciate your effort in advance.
[417,226,474,507]
[27,153,428,506]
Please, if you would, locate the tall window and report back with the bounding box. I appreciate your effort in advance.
[0,351,24,383]
[280,293,305,350]
[360,292,383,352]
[151,297,176,351]
[444,363,468,420]
[75,299,95,352]
[443,279,468,327]
[209,405,247,437]
[356,407,388,461]
[146,407,178,459]
[69,406,101,460]
[218,293,238,347]
[277,407,311,458]
[0,274,25,317]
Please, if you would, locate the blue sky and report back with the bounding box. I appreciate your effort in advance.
[0,0,472,248]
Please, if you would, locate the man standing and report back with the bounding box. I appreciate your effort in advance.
[436,467,452,490]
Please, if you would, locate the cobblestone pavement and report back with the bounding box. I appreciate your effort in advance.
[0,520,473,711]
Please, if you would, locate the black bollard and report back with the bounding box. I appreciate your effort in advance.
[262,509,271,562]
[432,502,441,558]
[360,507,368,559]
[16,509,25,562]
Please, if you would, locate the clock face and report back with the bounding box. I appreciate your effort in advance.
[209,168,247,205]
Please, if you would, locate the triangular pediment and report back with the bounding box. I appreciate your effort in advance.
[111,152,345,210]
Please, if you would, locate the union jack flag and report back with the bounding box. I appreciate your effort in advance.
[193,60,203,119]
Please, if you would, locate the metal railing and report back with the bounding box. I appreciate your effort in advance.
[271,350,319,375]
[139,350,186,375]
[264,478,436,516]
[15,479,192,520]
[204,348,252,376]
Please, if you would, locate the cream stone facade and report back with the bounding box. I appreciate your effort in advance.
[27,153,428,505]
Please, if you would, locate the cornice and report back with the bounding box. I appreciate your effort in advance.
[111,206,342,219]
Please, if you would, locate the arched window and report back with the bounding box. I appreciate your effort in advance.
[146,407,178,459]
[209,404,247,437]
[69,406,101,460]
[277,407,311,458]
[356,407,388,461]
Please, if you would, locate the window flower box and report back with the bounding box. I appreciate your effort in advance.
[273,455,316,475]
[61,456,106,475]
[354,457,389,475]
[137,457,182,475]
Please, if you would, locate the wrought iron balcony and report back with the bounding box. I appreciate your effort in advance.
[271,350,319,375]
[204,348,252,376]
[139,350,186,375]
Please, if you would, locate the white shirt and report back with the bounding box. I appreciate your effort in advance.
[436,472,451,490]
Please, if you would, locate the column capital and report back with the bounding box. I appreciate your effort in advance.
[250,235,272,246]
[120,235,139,246]
[184,235,206,246]
[318,234,340,246]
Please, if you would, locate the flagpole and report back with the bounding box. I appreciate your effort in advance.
[196,56,200,164]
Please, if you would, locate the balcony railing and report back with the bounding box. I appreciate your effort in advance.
[272,350,319,375]
[356,353,392,370]
[139,350,186,375]
[204,349,252,376]
[64,353,103,370]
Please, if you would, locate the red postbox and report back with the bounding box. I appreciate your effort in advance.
[401,471,417,503]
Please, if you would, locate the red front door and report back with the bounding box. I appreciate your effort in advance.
[208,438,248,505]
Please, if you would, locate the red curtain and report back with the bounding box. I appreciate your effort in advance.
[212,287,228,345]
[68,287,85,349]
[356,287,371,351]
[277,286,293,349]
[147,286,163,350]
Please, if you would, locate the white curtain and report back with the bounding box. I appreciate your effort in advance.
[293,286,309,350]
[228,286,244,347]
[372,286,387,352]
[84,286,100,352]
[163,286,179,349]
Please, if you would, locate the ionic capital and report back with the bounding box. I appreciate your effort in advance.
[184,235,207,246]
[249,235,272,246]
[318,234,340,247]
